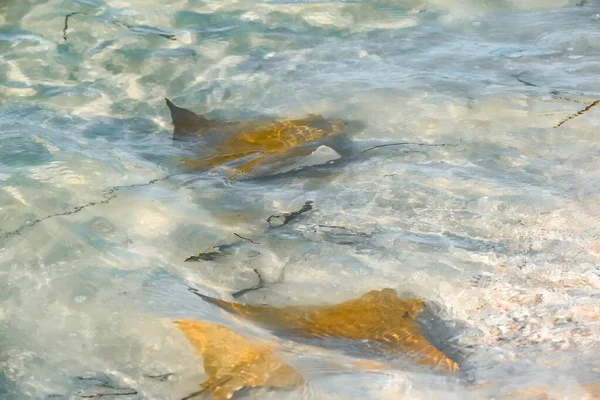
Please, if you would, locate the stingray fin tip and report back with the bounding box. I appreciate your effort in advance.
[188,288,220,303]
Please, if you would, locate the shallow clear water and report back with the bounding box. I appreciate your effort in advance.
[1,0,600,398]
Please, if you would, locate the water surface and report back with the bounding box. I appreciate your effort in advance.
[1,0,600,398]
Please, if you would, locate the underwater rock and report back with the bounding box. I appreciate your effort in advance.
[502,382,600,399]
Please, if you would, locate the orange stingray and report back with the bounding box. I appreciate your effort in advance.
[192,288,459,373]
[176,320,303,399]
[166,98,358,180]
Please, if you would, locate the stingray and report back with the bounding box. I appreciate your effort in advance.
[175,320,303,399]
[189,288,459,373]
[165,98,364,180]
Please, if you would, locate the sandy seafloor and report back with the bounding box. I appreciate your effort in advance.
[1,0,600,399]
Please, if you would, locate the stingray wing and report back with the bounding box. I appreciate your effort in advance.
[226,144,328,181]
[166,98,213,139]
[182,145,338,180]
[175,320,303,399]
[181,150,262,172]
[189,291,308,330]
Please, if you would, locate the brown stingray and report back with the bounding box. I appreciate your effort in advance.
[165,98,361,180]
[191,288,459,373]
[175,320,303,399]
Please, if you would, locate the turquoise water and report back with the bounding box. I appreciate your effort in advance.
[1,0,600,398]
